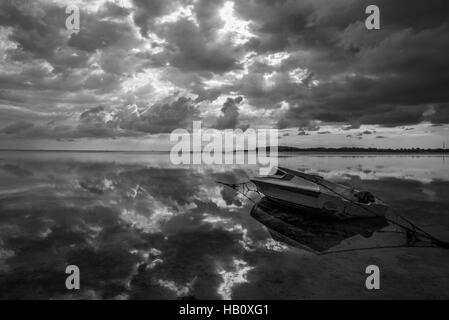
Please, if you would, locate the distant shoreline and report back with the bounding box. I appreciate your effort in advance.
[258,146,449,153]
[0,146,447,154]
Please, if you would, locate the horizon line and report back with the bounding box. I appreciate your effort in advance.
[0,147,447,153]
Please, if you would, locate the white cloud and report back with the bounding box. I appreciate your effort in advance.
[217,258,254,300]
[218,1,255,45]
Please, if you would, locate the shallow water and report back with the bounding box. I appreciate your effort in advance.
[0,151,448,299]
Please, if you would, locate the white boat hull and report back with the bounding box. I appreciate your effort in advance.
[251,168,388,220]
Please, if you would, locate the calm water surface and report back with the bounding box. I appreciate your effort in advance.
[0,151,448,299]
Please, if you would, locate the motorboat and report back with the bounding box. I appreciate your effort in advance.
[250,167,389,219]
[251,197,389,253]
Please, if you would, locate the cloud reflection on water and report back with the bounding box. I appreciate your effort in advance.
[0,152,448,299]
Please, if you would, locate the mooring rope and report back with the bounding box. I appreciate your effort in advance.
[309,178,449,248]
[215,180,261,204]
[216,177,449,250]
[320,244,437,255]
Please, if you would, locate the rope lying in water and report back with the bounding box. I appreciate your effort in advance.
[215,180,261,204]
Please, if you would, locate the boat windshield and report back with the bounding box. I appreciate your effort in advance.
[269,169,294,180]
[274,169,285,176]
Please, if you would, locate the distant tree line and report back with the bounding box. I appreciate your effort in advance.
[252,146,448,153]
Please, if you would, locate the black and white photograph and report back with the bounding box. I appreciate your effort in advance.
[0,0,448,303]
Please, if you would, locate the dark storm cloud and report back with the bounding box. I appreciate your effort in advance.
[213,96,244,129]
[0,96,199,138]
[237,0,313,53]
[1,0,449,141]
[131,0,241,73]
[233,0,449,128]
[0,1,67,62]
[67,12,138,53]
[132,0,176,37]
[78,97,200,136]
[119,97,200,134]
[0,0,140,118]
[98,2,132,18]
[159,19,240,73]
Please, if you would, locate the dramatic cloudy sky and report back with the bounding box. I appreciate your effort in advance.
[0,0,448,150]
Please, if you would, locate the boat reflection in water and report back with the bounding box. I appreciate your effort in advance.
[251,197,389,254]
